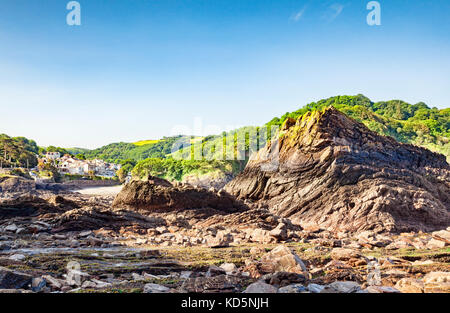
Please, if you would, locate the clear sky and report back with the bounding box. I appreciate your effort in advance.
[0,0,449,148]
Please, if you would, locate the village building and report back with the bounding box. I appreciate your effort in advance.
[45,152,61,160]
[39,154,120,178]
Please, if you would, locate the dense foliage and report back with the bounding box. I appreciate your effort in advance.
[82,136,190,163]
[0,134,38,168]
[132,158,240,182]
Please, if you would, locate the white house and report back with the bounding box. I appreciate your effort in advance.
[45,152,61,160]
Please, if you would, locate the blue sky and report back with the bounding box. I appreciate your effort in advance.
[0,0,449,148]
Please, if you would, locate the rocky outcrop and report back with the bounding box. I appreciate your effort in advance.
[225,107,450,233]
[50,206,166,232]
[0,177,36,193]
[0,195,62,218]
[112,177,247,214]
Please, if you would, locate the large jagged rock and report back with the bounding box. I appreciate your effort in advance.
[225,107,450,233]
[112,177,246,214]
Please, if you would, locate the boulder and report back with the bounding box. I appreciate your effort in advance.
[330,248,361,261]
[205,266,227,277]
[321,281,361,293]
[243,282,278,293]
[260,271,307,288]
[278,284,307,293]
[307,283,325,293]
[207,231,234,248]
[31,277,47,293]
[260,245,308,276]
[250,228,275,244]
[112,177,247,214]
[269,223,288,241]
[426,238,447,249]
[4,224,18,232]
[220,263,237,274]
[432,230,450,242]
[0,267,32,289]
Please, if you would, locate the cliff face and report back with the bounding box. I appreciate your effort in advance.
[225,107,450,233]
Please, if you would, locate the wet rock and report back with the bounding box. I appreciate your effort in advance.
[0,267,32,289]
[143,283,171,293]
[4,224,18,233]
[307,283,325,293]
[321,281,361,293]
[0,243,11,251]
[243,282,278,293]
[278,284,307,293]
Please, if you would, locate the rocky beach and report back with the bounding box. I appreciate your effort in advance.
[0,108,449,294]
